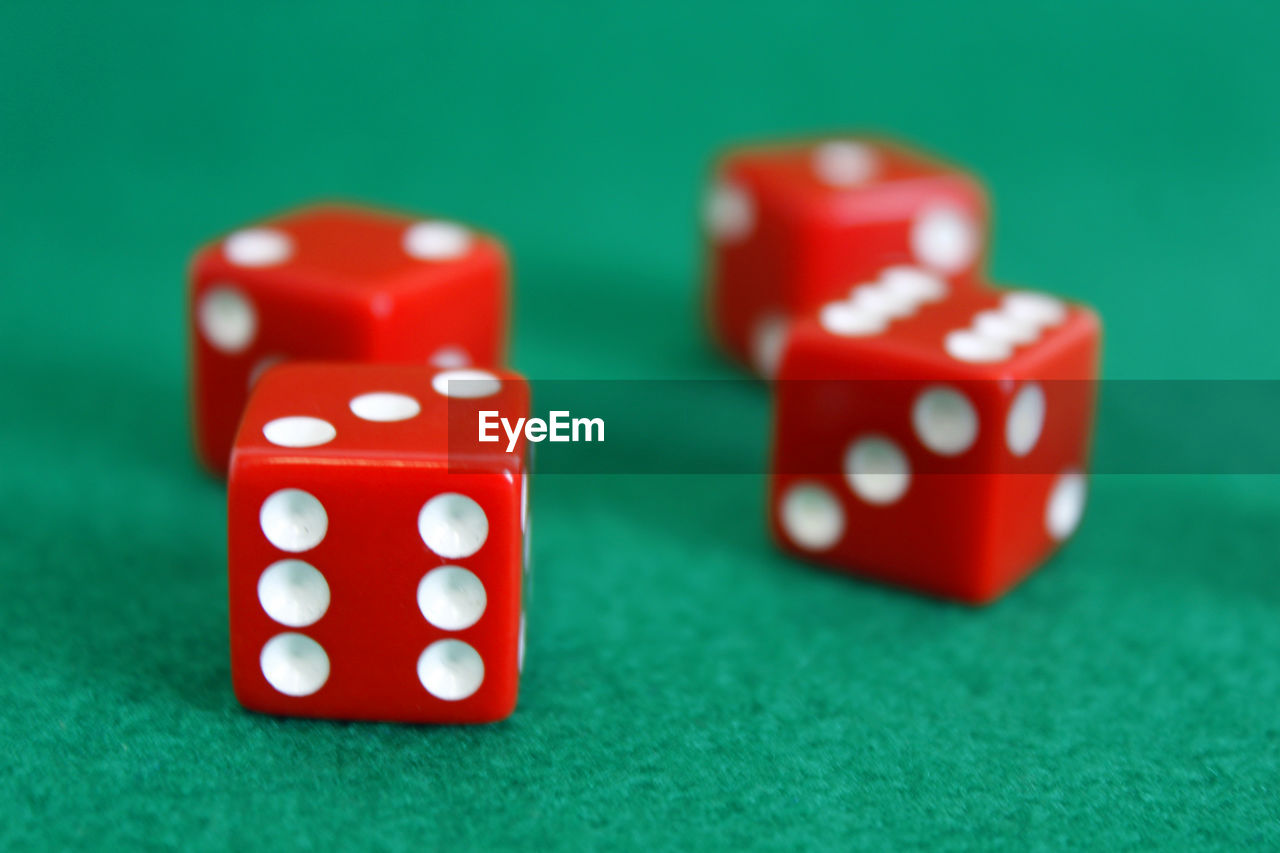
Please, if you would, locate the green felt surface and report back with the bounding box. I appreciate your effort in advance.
[2,1,1279,848]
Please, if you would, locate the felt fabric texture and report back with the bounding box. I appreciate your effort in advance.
[2,1,1278,848]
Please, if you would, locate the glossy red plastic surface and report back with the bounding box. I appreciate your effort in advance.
[190,203,508,473]
[704,137,988,375]
[228,362,529,722]
[770,281,1100,603]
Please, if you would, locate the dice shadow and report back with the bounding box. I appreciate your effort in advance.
[14,276,1274,723]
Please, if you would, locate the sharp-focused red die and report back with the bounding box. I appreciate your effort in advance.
[703,137,989,376]
[769,268,1100,603]
[190,203,509,474]
[227,362,529,723]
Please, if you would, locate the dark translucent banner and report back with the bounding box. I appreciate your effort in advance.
[443,380,1280,475]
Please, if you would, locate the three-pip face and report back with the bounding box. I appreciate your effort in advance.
[227,362,530,723]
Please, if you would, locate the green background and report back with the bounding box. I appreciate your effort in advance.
[2,1,1278,848]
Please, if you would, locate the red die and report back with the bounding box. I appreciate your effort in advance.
[190,203,509,474]
[227,362,529,723]
[703,137,988,376]
[769,269,1100,603]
